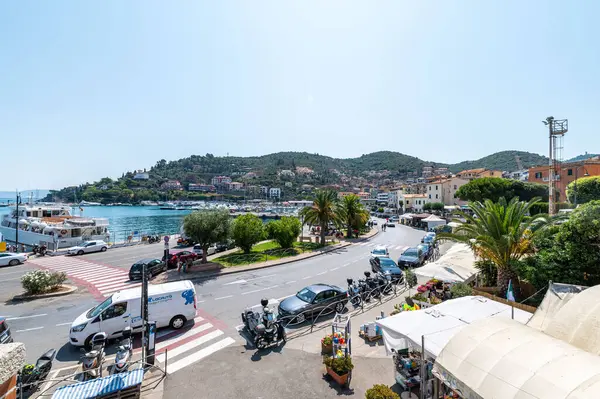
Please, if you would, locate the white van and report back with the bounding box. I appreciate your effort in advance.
[69,280,197,347]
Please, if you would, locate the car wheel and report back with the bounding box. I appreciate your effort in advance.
[334,302,345,313]
[293,313,306,324]
[100,247,107,252]
[8,259,19,266]
[170,315,186,329]
[77,250,84,256]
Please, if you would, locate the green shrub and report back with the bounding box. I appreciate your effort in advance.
[365,384,400,399]
[21,270,67,294]
[405,269,418,288]
[450,282,473,298]
[266,216,301,249]
[323,355,354,375]
[231,214,265,253]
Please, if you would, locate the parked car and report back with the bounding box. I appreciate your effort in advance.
[390,216,399,222]
[0,252,27,267]
[216,240,236,253]
[397,247,425,269]
[370,245,389,259]
[163,250,198,269]
[370,256,404,280]
[128,258,167,281]
[193,244,217,256]
[386,222,396,227]
[67,240,108,256]
[418,243,433,261]
[278,284,348,324]
[423,232,436,245]
[0,317,13,344]
[372,220,378,225]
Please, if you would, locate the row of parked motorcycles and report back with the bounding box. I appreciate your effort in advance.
[146,235,161,244]
[80,327,133,381]
[242,299,286,350]
[347,270,404,307]
[32,244,47,256]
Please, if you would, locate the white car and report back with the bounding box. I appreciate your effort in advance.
[0,252,27,267]
[372,220,378,225]
[67,240,108,256]
[370,245,389,259]
[193,244,217,256]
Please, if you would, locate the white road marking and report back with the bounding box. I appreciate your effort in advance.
[276,294,293,301]
[156,329,224,363]
[235,324,244,331]
[155,322,214,350]
[302,276,312,280]
[330,267,340,271]
[285,280,296,284]
[316,271,327,276]
[156,317,204,339]
[15,327,44,333]
[40,370,59,395]
[166,337,236,374]
[56,322,72,326]
[223,279,247,286]
[241,285,279,295]
[214,295,233,301]
[7,314,47,321]
[245,274,276,282]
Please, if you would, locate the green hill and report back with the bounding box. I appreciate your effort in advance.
[448,150,548,173]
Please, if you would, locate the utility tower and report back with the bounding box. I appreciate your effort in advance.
[542,116,568,215]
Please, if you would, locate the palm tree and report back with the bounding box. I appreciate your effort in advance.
[438,197,549,298]
[337,194,370,238]
[300,190,342,245]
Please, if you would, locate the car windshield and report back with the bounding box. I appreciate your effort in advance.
[403,249,418,257]
[418,244,429,251]
[380,258,397,269]
[372,249,387,255]
[87,296,113,318]
[296,287,317,303]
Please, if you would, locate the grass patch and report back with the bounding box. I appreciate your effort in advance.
[213,240,332,267]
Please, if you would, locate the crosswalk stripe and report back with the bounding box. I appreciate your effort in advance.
[100,284,141,295]
[41,264,102,273]
[156,322,214,351]
[156,329,224,363]
[156,317,205,339]
[166,337,236,374]
[76,272,127,281]
[94,278,133,288]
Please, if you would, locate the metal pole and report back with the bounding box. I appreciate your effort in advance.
[548,120,554,216]
[511,305,514,320]
[15,191,19,253]
[421,335,426,399]
[141,263,149,364]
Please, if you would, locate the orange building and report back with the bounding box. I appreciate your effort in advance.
[528,157,600,202]
[456,168,503,181]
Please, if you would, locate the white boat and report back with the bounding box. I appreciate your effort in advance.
[0,205,110,249]
[80,200,102,206]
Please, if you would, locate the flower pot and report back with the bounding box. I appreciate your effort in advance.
[326,366,349,387]
[321,342,333,354]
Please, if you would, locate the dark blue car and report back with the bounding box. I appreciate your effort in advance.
[370,257,404,280]
[398,247,425,269]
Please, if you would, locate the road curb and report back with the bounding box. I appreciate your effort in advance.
[12,284,78,301]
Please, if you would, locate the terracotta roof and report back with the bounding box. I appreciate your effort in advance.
[428,179,450,184]
[402,194,427,198]
[457,168,486,175]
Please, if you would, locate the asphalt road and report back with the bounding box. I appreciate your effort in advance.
[0,218,428,367]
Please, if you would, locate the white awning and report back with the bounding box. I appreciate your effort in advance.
[400,213,414,219]
[413,244,477,282]
[423,215,444,222]
[434,317,600,399]
[376,296,532,358]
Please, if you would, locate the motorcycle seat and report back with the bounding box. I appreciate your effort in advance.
[84,350,100,358]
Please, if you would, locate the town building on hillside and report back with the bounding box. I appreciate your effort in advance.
[301,184,314,191]
[279,170,295,178]
[189,184,216,193]
[161,180,183,191]
[244,172,258,179]
[227,182,244,191]
[434,167,449,176]
[509,170,529,181]
[269,187,281,199]
[399,194,429,212]
[426,177,469,205]
[260,186,269,195]
[295,167,314,175]
[338,191,355,199]
[285,182,293,188]
[211,176,232,185]
[357,192,370,200]
[133,171,150,180]
[528,157,600,202]
[456,168,503,181]
[422,166,434,177]
[377,192,389,204]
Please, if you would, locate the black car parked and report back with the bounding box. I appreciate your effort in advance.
[278,284,348,325]
[0,317,13,344]
[129,258,167,281]
[397,247,425,269]
[370,256,404,280]
[216,240,236,253]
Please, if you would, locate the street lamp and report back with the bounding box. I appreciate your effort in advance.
[15,191,21,253]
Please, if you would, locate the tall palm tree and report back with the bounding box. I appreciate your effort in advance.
[337,194,370,238]
[300,190,342,245]
[438,197,549,297]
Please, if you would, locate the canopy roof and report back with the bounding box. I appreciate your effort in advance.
[527,282,586,332]
[376,296,532,358]
[413,244,477,282]
[423,214,444,222]
[434,317,600,399]
[400,213,414,219]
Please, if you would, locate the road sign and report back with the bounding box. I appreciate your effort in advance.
[164,235,170,243]
[164,242,169,250]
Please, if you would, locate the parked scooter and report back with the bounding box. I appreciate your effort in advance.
[362,271,381,299]
[17,349,56,397]
[346,278,363,307]
[252,299,286,349]
[374,271,395,295]
[32,244,47,256]
[112,327,133,374]
[81,332,107,381]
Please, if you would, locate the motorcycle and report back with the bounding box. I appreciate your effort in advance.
[17,348,56,397]
[242,299,286,350]
[374,271,395,295]
[112,327,133,374]
[147,235,160,244]
[347,278,366,307]
[32,244,47,256]
[81,332,107,381]
[362,271,381,299]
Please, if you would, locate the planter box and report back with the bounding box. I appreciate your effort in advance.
[326,366,349,387]
[188,262,223,272]
[321,342,333,354]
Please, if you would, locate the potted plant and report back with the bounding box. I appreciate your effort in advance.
[365,384,400,399]
[321,334,333,354]
[323,355,354,387]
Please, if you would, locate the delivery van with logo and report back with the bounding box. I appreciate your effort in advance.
[69,280,197,347]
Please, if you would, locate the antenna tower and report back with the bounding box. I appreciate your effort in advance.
[542,116,568,215]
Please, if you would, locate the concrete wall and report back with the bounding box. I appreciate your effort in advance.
[0,343,25,399]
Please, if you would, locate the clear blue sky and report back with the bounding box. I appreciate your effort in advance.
[1,1,598,190]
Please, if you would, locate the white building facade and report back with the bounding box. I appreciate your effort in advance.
[426,177,469,206]
[269,188,281,199]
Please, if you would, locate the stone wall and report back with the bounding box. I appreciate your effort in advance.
[0,343,25,399]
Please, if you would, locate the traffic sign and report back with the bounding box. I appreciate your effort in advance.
[164,235,170,243]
